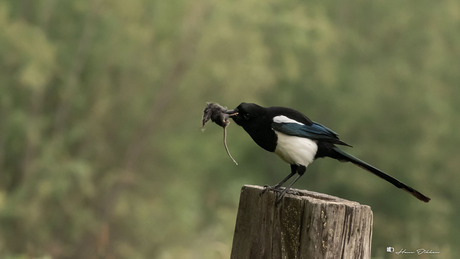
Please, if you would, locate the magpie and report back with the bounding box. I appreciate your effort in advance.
[225,102,430,203]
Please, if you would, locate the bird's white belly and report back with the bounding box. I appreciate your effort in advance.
[274,131,318,166]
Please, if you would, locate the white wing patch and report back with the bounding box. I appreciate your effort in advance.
[273,115,304,125]
[274,131,318,166]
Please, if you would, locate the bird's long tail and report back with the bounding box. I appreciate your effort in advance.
[332,147,430,202]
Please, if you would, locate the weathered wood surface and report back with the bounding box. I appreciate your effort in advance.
[230,185,373,259]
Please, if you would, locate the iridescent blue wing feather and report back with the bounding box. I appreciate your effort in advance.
[272,121,351,146]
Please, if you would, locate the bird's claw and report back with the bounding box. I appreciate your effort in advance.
[260,184,283,197]
[260,185,296,204]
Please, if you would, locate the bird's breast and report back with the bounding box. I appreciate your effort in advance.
[274,131,318,166]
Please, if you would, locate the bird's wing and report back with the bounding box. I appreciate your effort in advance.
[272,117,350,146]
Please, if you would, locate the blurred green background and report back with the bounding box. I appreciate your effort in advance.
[0,0,458,258]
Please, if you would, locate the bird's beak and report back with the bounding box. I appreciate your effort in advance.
[225,109,238,117]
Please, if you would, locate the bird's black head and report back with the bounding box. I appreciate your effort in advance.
[226,102,276,152]
[226,102,267,127]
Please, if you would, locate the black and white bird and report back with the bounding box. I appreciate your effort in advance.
[225,102,430,203]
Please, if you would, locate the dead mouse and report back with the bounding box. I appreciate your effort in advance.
[202,102,238,165]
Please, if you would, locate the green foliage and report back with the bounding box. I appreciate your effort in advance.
[0,0,459,258]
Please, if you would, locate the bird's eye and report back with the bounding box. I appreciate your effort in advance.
[243,113,250,120]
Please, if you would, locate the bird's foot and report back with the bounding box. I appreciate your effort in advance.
[261,184,282,195]
[260,185,287,205]
[260,185,298,204]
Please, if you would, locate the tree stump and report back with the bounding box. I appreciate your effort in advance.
[230,185,373,259]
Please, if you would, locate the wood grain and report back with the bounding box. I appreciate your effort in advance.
[231,185,373,259]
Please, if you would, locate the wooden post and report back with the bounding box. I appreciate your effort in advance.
[230,185,373,259]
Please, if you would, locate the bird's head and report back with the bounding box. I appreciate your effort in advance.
[226,102,266,127]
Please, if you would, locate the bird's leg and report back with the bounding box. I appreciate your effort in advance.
[275,165,307,204]
[261,164,298,195]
